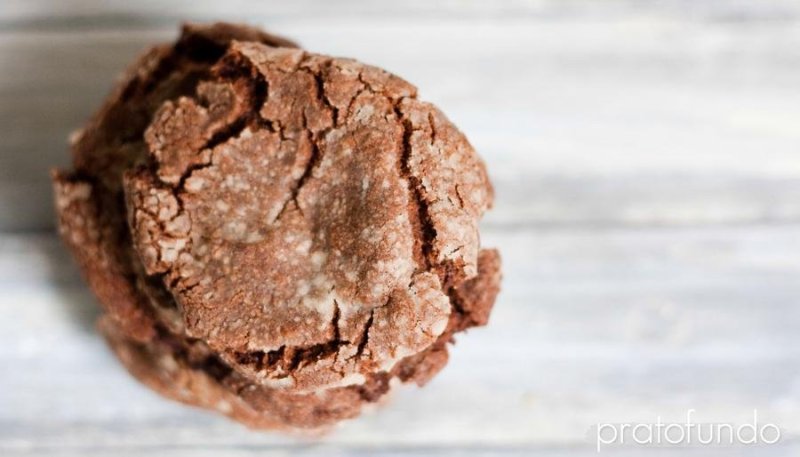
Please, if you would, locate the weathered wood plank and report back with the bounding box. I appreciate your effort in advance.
[1,227,799,453]
[3,0,800,25]
[1,7,800,230]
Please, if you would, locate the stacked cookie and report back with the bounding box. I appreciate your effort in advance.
[53,23,500,430]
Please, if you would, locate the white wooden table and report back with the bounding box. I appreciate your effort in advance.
[2,1,800,455]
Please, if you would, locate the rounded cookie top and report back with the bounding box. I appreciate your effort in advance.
[124,41,493,392]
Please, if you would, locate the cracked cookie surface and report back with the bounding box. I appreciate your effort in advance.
[53,22,501,430]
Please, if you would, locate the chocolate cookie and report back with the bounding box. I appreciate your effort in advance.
[53,22,501,430]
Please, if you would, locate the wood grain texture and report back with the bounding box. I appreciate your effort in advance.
[3,0,800,231]
[4,229,800,456]
[2,0,800,456]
